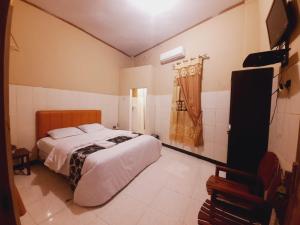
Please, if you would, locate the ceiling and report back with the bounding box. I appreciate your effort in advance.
[25,0,244,56]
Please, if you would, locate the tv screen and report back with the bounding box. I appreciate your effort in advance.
[266,0,289,49]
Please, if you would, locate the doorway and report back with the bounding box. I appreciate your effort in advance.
[129,88,147,134]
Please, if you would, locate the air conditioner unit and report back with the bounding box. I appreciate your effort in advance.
[160,46,185,64]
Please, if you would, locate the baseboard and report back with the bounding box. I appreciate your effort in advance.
[162,143,227,167]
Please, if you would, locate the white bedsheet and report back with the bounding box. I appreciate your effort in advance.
[39,129,162,206]
[37,129,137,168]
[37,137,57,160]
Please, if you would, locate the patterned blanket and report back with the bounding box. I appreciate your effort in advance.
[69,135,139,190]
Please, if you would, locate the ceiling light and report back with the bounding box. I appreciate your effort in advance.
[129,0,179,16]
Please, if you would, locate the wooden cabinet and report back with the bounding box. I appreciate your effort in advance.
[227,68,273,182]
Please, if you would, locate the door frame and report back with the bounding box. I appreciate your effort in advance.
[0,0,20,224]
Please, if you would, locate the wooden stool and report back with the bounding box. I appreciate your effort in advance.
[13,148,31,175]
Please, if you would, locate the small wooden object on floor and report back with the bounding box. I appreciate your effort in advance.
[13,148,31,175]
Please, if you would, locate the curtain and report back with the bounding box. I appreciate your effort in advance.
[169,59,204,147]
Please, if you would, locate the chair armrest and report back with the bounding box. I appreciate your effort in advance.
[215,165,257,181]
[209,180,266,206]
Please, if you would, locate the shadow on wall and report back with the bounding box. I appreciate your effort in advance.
[280,53,299,98]
[278,0,300,98]
[278,0,300,99]
[290,0,300,43]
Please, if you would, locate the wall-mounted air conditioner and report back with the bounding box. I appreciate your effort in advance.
[160,46,185,64]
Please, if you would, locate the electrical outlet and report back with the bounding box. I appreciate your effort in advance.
[285,79,291,89]
[278,79,291,92]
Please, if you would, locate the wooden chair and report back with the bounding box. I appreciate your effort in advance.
[198,152,281,225]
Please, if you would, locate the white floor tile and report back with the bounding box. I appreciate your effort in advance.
[86,218,109,225]
[20,213,37,225]
[183,199,206,225]
[150,188,190,222]
[27,192,68,224]
[97,194,147,225]
[16,147,216,225]
[39,203,97,225]
[137,208,181,225]
[18,185,45,207]
[123,177,163,205]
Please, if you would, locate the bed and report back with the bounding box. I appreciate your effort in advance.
[36,110,162,206]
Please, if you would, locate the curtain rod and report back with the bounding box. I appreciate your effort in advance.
[173,54,209,68]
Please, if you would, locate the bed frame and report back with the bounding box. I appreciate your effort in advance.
[36,110,101,141]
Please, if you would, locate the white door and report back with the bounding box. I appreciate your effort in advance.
[130,88,147,133]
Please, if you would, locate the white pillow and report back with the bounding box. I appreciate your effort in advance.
[78,123,105,133]
[48,127,84,139]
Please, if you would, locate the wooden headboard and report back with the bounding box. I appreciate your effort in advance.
[36,110,101,140]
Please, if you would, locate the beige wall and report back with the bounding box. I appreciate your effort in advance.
[9,0,300,168]
[130,1,260,163]
[9,0,132,95]
[258,0,300,171]
[119,65,154,95]
[134,2,260,95]
[131,0,300,169]
[118,65,156,134]
[8,0,131,156]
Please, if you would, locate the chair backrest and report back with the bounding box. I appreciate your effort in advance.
[258,152,280,190]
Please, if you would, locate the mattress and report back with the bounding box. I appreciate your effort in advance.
[37,128,162,206]
[37,134,91,175]
[37,137,58,160]
[37,133,91,160]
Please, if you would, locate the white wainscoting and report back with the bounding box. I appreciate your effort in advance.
[118,95,130,130]
[154,91,230,163]
[9,85,119,154]
[7,85,239,164]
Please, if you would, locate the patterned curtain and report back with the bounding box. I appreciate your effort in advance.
[169,58,204,147]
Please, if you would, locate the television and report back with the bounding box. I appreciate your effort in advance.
[266,0,291,49]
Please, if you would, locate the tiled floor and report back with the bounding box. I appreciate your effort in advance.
[16,147,215,225]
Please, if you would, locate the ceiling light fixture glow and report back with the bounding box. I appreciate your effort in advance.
[129,0,179,15]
